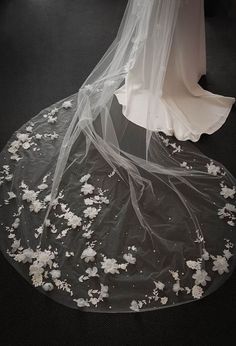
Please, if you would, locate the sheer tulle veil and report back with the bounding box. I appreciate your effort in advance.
[0,0,235,312]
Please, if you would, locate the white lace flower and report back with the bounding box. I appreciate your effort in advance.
[169,270,179,280]
[8,192,16,200]
[35,225,43,238]
[52,132,59,139]
[81,247,97,263]
[79,274,89,282]
[8,147,17,155]
[80,174,91,183]
[22,189,37,202]
[16,133,30,142]
[186,260,201,270]
[228,220,235,226]
[12,218,20,229]
[171,143,182,154]
[50,108,58,116]
[225,203,236,213]
[81,183,95,195]
[194,229,204,243]
[180,161,188,168]
[65,251,74,258]
[89,297,100,306]
[78,275,89,282]
[173,282,183,295]
[22,142,31,150]
[74,298,90,307]
[45,219,51,227]
[83,207,99,219]
[119,263,128,270]
[5,174,13,181]
[202,249,210,261]
[26,126,33,132]
[101,257,119,274]
[44,131,59,140]
[29,263,44,276]
[48,115,57,124]
[11,239,21,252]
[220,185,236,199]
[8,144,19,154]
[32,273,43,287]
[206,161,221,176]
[38,183,48,190]
[84,84,93,92]
[14,248,34,264]
[225,240,234,249]
[130,300,140,312]
[42,283,54,292]
[64,210,73,219]
[21,248,35,263]
[62,100,72,109]
[50,269,61,279]
[160,297,168,305]
[29,200,44,213]
[108,170,115,178]
[3,165,9,171]
[10,139,20,148]
[223,249,233,259]
[84,198,94,205]
[185,287,191,294]
[212,255,229,275]
[36,250,55,267]
[35,133,43,139]
[192,270,211,286]
[105,80,116,87]
[123,253,136,264]
[128,245,137,252]
[154,281,165,291]
[85,267,99,277]
[67,214,82,229]
[10,154,21,161]
[100,196,109,204]
[217,207,229,219]
[192,285,203,299]
[82,229,94,239]
[14,253,27,263]
[100,284,109,298]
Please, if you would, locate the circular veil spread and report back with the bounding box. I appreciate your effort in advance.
[0,0,236,313]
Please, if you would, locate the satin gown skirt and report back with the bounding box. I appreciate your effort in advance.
[115,0,235,142]
[0,0,235,313]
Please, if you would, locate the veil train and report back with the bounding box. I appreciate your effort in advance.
[0,0,235,312]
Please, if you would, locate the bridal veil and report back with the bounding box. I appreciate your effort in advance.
[0,0,235,312]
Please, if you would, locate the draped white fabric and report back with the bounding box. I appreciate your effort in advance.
[0,0,235,312]
[115,0,235,141]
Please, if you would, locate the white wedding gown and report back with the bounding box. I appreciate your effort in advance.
[115,0,235,141]
[0,0,235,313]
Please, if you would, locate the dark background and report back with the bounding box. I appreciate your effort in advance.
[0,1,235,345]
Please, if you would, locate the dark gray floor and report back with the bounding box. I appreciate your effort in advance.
[0,1,235,345]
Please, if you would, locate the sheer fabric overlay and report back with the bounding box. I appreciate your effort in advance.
[0,0,235,313]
